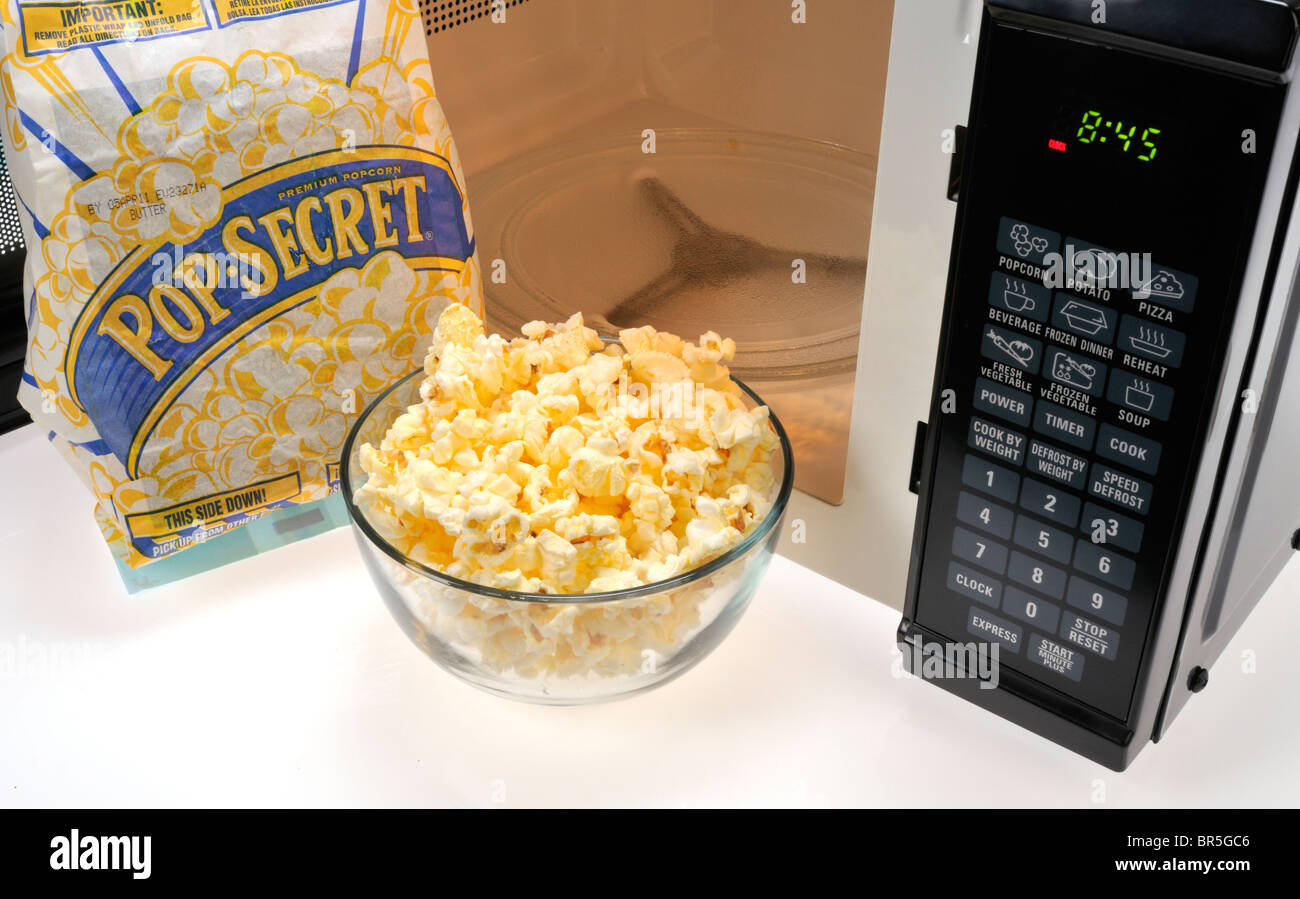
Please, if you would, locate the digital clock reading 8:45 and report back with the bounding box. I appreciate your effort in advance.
[1075,110,1161,161]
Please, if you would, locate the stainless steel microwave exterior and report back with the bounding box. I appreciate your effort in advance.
[901,0,1300,769]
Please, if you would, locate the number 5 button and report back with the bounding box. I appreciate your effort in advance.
[1073,541,1136,590]
[1013,515,1074,565]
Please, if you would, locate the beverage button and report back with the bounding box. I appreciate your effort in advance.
[957,491,1014,540]
[1073,541,1136,590]
[948,561,1003,608]
[982,325,1042,374]
[1008,550,1067,600]
[973,377,1033,427]
[1119,315,1186,369]
[1059,612,1120,661]
[1019,477,1081,527]
[1052,294,1116,345]
[1088,463,1154,516]
[1108,372,1174,423]
[1027,633,1086,681]
[1013,515,1075,565]
[968,416,1027,467]
[1080,502,1145,553]
[989,273,1050,323]
[1033,400,1096,451]
[962,454,1021,504]
[998,217,1060,266]
[1002,585,1062,632]
[1134,264,1197,314]
[1027,439,1089,489]
[1066,576,1128,627]
[1096,423,1162,476]
[1046,345,1107,397]
[967,605,1024,654]
[953,526,1009,575]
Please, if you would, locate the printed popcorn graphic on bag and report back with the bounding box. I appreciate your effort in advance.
[1,0,483,568]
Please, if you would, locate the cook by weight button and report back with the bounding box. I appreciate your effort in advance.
[957,491,1014,540]
[1002,585,1062,633]
[1013,515,1074,565]
[973,377,1033,427]
[948,561,1002,608]
[1107,372,1174,423]
[989,273,1050,323]
[1008,550,1066,600]
[1033,400,1095,451]
[1088,463,1154,516]
[962,454,1020,503]
[1027,439,1089,489]
[967,605,1023,654]
[1019,477,1081,527]
[1059,612,1120,661]
[1073,541,1136,590]
[997,217,1060,266]
[1066,576,1128,627]
[1119,314,1186,369]
[1096,423,1162,476]
[1027,633,1085,682]
[968,416,1027,466]
[953,526,1009,574]
[1080,502,1145,553]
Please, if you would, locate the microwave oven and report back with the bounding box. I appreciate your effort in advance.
[899,0,1300,770]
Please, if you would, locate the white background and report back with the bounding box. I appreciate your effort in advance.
[2,424,1298,808]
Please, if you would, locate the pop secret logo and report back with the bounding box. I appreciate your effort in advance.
[64,145,473,477]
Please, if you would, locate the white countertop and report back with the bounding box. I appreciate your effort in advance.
[1,422,1297,808]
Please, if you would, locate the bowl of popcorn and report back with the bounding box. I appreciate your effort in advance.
[342,304,793,704]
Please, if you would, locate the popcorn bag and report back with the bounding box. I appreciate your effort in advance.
[1,0,483,578]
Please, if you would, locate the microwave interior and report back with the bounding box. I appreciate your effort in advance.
[422,0,895,505]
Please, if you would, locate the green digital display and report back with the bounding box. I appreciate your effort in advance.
[1051,105,1162,162]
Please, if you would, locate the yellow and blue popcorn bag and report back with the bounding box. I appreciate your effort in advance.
[1,0,482,577]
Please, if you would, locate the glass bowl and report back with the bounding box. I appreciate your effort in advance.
[341,367,794,705]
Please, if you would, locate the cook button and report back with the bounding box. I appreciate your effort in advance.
[953,526,1009,575]
[973,377,1033,427]
[1027,633,1085,682]
[1003,585,1062,632]
[1066,576,1128,627]
[962,454,1021,504]
[1080,502,1145,553]
[1073,541,1136,590]
[967,605,1024,654]
[948,561,1003,608]
[957,491,1014,540]
[1059,612,1120,661]
[1088,463,1154,516]
[1033,400,1096,451]
[1096,423,1162,476]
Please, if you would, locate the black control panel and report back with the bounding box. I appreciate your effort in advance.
[905,19,1284,723]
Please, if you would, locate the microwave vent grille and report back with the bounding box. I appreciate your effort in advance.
[423,0,531,36]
